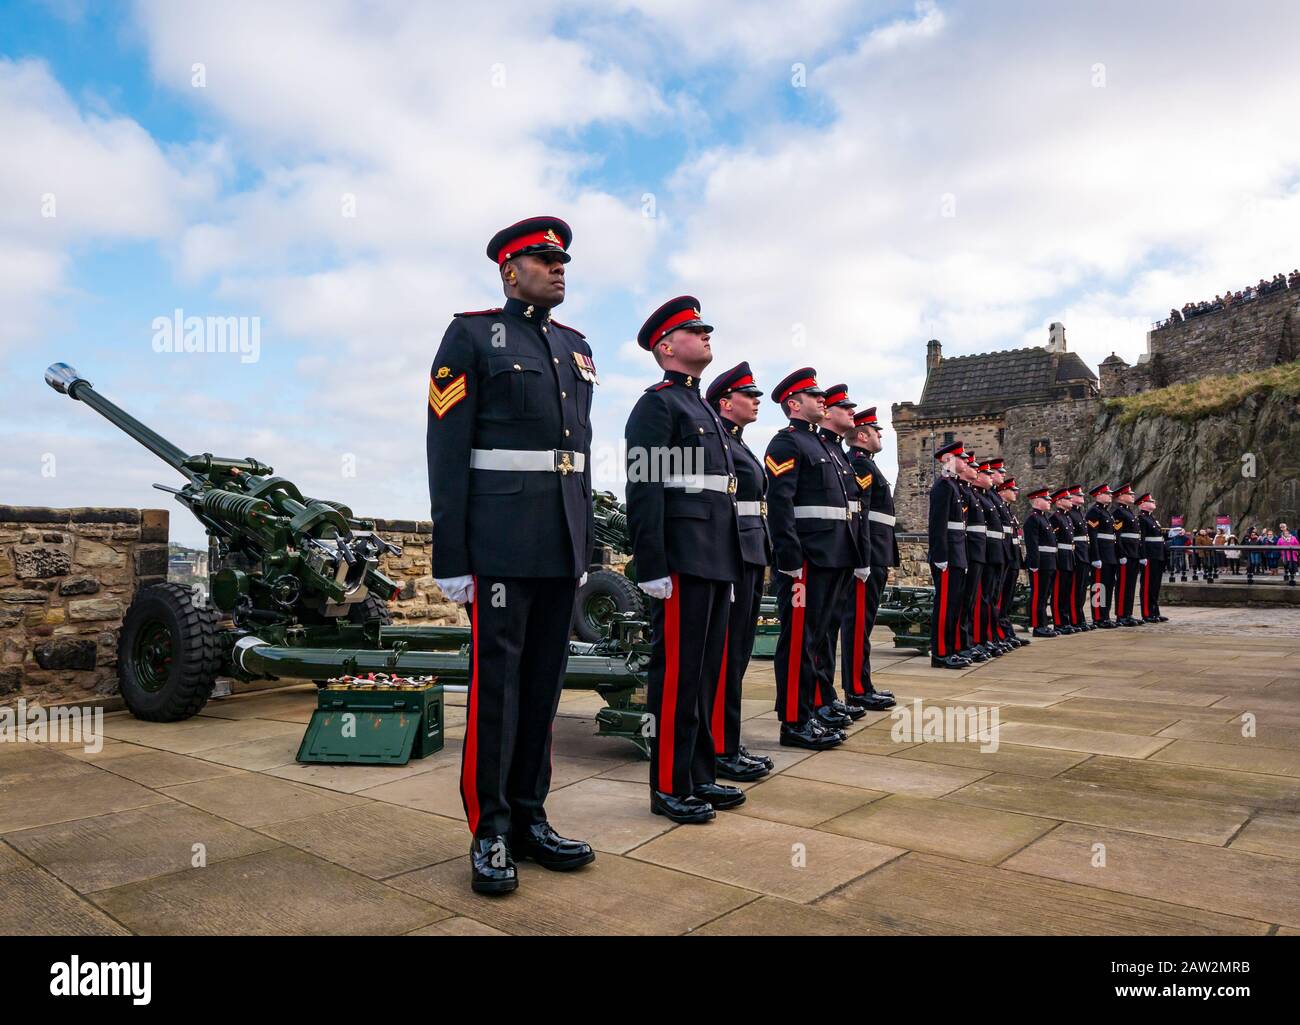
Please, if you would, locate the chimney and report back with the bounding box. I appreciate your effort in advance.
[926,338,942,373]
[1047,322,1066,353]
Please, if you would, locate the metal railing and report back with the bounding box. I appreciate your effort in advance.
[1164,543,1298,585]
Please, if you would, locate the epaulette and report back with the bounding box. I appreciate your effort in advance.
[549,319,586,338]
[647,381,673,392]
[453,308,503,318]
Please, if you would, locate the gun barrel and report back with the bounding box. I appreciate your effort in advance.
[45,363,193,475]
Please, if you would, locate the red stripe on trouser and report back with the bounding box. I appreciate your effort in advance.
[460,577,481,834]
[1030,572,1039,627]
[973,580,982,643]
[852,579,865,694]
[1118,564,1127,615]
[658,573,681,793]
[712,630,728,754]
[785,563,807,721]
[1142,563,1150,617]
[1053,574,1060,626]
[936,568,949,655]
[1093,568,1101,619]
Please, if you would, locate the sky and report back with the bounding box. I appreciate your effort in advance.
[3,0,1300,548]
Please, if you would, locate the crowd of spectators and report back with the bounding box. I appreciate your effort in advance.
[1155,270,1300,329]
[1165,522,1298,583]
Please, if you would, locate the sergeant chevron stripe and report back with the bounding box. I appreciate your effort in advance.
[856,473,872,490]
[765,455,795,477]
[428,373,468,418]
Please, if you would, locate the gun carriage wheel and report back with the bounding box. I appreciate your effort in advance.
[573,569,646,642]
[118,582,222,721]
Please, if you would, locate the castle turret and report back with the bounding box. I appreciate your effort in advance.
[926,338,942,374]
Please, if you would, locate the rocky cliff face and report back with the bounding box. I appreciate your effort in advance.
[1067,390,1300,529]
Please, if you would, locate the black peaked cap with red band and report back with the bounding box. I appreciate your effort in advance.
[1026,487,1051,501]
[935,440,964,460]
[823,383,855,409]
[1089,483,1112,497]
[638,295,712,351]
[1052,488,1072,501]
[999,477,1018,491]
[487,216,572,265]
[1137,493,1154,504]
[706,361,763,405]
[1114,482,1134,496]
[772,367,823,405]
[853,406,881,429]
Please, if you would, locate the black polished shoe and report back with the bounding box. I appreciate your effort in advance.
[470,835,518,895]
[1096,619,1118,628]
[737,744,774,771]
[965,648,989,663]
[1031,627,1058,638]
[1142,616,1161,624]
[814,704,851,729]
[651,790,715,824]
[1154,615,1169,622]
[780,720,844,749]
[716,753,769,781]
[832,698,867,721]
[930,654,972,669]
[868,684,895,699]
[694,782,746,810]
[847,692,896,711]
[1013,635,1030,645]
[511,821,595,872]
[1117,617,1141,627]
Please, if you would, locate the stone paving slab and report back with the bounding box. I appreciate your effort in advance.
[1149,738,1300,777]
[820,793,1058,864]
[4,802,282,892]
[1002,824,1298,929]
[531,777,675,854]
[734,775,888,828]
[993,722,1175,758]
[1,765,170,835]
[818,851,1272,935]
[890,741,1092,779]
[93,750,245,788]
[691,895,922,935]
[0,862,132,936]
[187,733,305,771]
[1228,814,1300,860]
[1154,719,1300,749]
[629,811,904,903]
[160,773,365,829]
[785,749,991,797]
[388,852,754,935]
[1062,756,1300,814]
[93,847,448,935]
[944,773,1252,845]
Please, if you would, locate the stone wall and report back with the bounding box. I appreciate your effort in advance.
[371,518,467,626]
[891,410,1004,530]
[1109,287,1299,396]
[0,507,169,701]
[1001,396,1101,492]
[895,537,931,586]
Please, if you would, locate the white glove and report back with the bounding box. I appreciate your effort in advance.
[1119,557,1127,565]
[638,576,673,600]
[854,567,871,582]
[435,575,475,604]
[1029,567,1038,573]
[1092,560,1102,569]
[579,572,588,587]
[730,583,736,602]
[934,561,948,572]
[779,567,803,579]
[1139,558,1148,566]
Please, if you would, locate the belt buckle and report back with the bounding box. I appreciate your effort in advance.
[759,500,768,518]
[844,507,853,522]
[554,450,576,475]
[727,475,737,495]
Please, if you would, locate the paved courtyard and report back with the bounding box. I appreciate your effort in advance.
[2,606,1299,936]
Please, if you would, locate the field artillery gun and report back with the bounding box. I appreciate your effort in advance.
[46,364,651,757]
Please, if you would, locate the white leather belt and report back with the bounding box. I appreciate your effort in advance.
[1144,535,1163,541]
[1056,543,1073,551]
[471,448,585,474]
[795,505,852,522]
[1120,532,1141,539]
[966,524,987,533]
[737,500,767,518]
[663,474,737,494]
[946,520,965,530]
[986,529,1003,538]
[1096,532,1115,540]
[868,510,895,525]
[847,500,860,514]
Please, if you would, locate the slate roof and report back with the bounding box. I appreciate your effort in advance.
[918,346,1097,417]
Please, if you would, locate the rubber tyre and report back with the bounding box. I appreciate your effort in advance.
[573,569,646,642]
[117,582,222,721]
[347,592,393,626]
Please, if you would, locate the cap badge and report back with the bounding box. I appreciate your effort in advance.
[544,228,562,246]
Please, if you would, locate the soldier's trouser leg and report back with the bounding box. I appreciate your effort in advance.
[1089,564,1109,622]
[646,573,730,798]
[1030,566,1054,629]
[776,563,837,725]
[1151,559,1165,612]
[1118,560,1138,618]
[461,575,577,839]
[1072,563,1088,625]
[981,563,1000,642]
[814,568,853,707]
[930,564,966,658]
[999,562,1019,638]
[960,562,982,650]
[1052,567,1069,628]
[841,566,889,694]
[709,563,764,757]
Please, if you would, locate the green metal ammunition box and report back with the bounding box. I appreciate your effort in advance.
[297,683,443,765]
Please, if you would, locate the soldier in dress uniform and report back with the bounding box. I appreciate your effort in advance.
[625,296,746,823]
[705,362,775,782]
[1049,489,1078,634]
[1112,483,1143,627]
[427,215,596,894]
[814,384,872,725]
[839,406,898,709]
[1023,487,1059,637]
[1137,493,1169,622]
[1068,486,1095,631]
[993,474,1028,647]
[957,451,991,662]
[974,460,1009,655]
[764,368,863,747]
[1084,483,1119,628]
[928,441,972,669]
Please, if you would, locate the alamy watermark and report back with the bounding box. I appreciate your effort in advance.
[890,697,1000,752]
[151,308,261,364]
[0,700,104,753]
